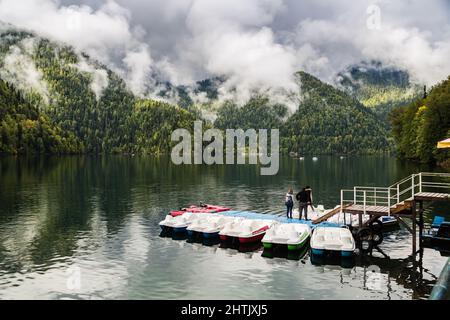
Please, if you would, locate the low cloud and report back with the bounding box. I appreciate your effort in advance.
[0,38,50,104]
[73,56,109,100]
[0,0,449,110]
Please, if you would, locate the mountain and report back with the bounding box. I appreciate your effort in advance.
[282,72,390,155]
[390,76,450,164]
[0,25,402,157]
[214,96,288,131]
[337,61,422,123]
[0,27,197,155]
[213,72,391,155]
[155,76,225,110]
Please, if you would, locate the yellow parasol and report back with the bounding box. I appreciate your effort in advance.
[437,138,450,149]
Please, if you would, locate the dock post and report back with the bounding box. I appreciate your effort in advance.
[360,191,366,227]
[419,201,424,253]
[412,200,417,257]
[388,187,391,216]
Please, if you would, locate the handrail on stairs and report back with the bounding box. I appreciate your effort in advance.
[339,172,450,218]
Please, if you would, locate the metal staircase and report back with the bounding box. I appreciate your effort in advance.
[340,172,450,216]
[313,172,450,256]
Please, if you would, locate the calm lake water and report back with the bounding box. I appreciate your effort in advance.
[0,155,449,300]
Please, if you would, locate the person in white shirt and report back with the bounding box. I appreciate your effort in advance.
[285,188,294,219]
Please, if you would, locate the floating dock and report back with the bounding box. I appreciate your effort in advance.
[218,210,340,229]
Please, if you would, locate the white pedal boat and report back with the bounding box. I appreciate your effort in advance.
[187,214,220,234]
[219,219,275,244]
[262,223,311,251]
[187,215,239,239]
[202,216,243,239]
[159,212,208,233]
[310,227,355,257]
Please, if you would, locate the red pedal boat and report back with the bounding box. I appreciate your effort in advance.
[170,204,230,217]
[219,219,275,244]
[239,226,271,244]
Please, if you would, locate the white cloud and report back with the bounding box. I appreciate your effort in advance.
[73,57,109,100]
[0,38,50,103]
[0,0,449,108]
[0,0,154,96]
[122,44,153,96]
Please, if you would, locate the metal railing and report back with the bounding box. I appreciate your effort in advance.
[340,172,450,216]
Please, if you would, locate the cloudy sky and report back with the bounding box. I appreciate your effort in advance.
[0,0,449,102]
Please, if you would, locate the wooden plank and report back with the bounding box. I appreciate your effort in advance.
[391,200,413,214]
[344,205,389,216]
[312,204,351,225]
[414,192,450,200]
[414,192,450,201]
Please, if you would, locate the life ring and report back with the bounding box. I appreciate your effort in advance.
[369,219,383,233]
[371,230,384,246]
[357,227,374,253]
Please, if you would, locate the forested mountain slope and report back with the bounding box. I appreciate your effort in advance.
[0,27,196,155]
[213,72,391,155]
[337,61,421,123]
[282,72,390,155]
[0,78,82,154]
[390,76,450,164]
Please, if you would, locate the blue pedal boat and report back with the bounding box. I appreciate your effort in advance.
[423,216,450,250]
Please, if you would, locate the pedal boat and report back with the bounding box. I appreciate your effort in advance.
[170,204,230,217]
[159,212,207,233]
[310,227,355,257]
[186,215,237,239]
[219,219,274,244]
[202,216,242,239]
[262,223,311,251]
[423,216,450,250]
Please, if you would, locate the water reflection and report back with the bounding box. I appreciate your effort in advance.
[262,246,309,261]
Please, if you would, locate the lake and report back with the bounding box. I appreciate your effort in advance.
[0,155,449,300]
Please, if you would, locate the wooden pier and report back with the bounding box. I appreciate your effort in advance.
[313,172,450,257]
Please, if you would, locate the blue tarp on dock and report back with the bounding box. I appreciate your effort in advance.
[218,210,341,229]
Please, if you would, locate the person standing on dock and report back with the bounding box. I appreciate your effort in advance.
[305,186,314,212]
[296,188,309,220]
[285,188,294,219]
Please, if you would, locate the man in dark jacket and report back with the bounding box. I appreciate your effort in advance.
[305,186,314,211]
[296,188,309,220]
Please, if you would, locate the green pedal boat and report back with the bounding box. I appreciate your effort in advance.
[262,223,311,251]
